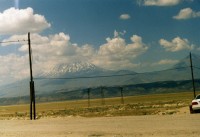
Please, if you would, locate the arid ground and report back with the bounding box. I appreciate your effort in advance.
[0,92,199,137]
[0,113,200,137]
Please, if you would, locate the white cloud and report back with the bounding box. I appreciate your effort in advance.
[92,33,148,70]
[1,31,148,83]
[0,54,29,84]
[0,7,51,34]
[1,32,96,80]
[173,8,200,20]
[113,30,126,38]
[98,34,147,57]
[152,59,179,66]
[159,37,194,52]
[137,0,182,6]
[119,14,131,20]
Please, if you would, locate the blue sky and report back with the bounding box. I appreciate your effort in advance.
[0,0,200,84]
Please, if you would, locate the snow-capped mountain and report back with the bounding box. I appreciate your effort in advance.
[34,61,137,95]
[42,62,104,77]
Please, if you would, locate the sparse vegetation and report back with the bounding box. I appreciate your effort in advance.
[0,91,198,119]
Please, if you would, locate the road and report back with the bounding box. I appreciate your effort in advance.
[0,114,199,137]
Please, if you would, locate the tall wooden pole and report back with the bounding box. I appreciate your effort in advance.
[190,52,196,98]
[28,32,36,120]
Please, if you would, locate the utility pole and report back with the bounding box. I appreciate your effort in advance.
[190,52,196,98]
[28,32,36,120]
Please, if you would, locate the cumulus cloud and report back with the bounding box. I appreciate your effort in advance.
[92,32,148,70]
[119,14,131,20]
[159,37,194,52]
[152,59,179,66]
[0,54,29,84]
[1,33,91,77]
[1,31,148,82]
[173,8,200,20]
[0,7,51,34]
[137,0,182,6]
[2,32,95,76]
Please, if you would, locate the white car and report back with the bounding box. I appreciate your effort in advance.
[190,94,200,113]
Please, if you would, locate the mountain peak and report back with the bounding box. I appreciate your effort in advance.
[43,61,102,77]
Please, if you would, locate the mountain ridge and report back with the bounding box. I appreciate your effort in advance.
[40,61,105,77]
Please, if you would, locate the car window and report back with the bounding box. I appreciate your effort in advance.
[196,95,200,99]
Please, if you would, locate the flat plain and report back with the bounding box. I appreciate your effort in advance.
[0,92,199,137]
[0,91,197,119]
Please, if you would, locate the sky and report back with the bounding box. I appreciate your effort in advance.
[0,0,200,85]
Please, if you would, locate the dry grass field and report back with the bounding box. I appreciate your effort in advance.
[0,91,198,119]
[0,92,200,137]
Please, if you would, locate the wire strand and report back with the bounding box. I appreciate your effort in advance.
[0,39,28,44]
[193,66,200,70]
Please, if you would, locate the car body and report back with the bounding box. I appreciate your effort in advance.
[190,94,200,113]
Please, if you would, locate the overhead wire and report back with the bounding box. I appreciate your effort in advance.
[192,54,200,59]
[0,39,28,44]
[193,66,200,70]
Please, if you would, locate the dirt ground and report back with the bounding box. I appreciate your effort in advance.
[0,111,200,137]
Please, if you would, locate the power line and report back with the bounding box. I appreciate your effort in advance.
[0,39,28,44]
[193,54,200,59]
[193,66,200,70]
[35,73,138,80]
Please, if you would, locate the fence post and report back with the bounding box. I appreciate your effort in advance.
[87,88,91,107]
[120,87,124,104]
[101,87,105,106]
